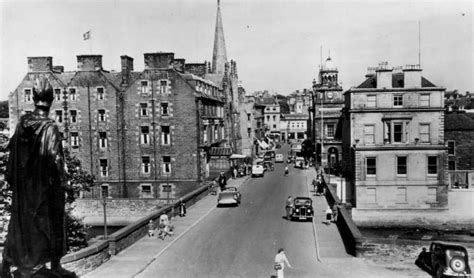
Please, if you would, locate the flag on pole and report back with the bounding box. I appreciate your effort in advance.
[83,30,91,40]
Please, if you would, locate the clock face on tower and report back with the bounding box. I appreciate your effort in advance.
[327,92,333,99]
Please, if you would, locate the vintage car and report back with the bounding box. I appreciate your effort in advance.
[217,187,241,206]
[252,164,265,177]
[294,157,305,168]
[290,197,314,221]
[275,154,284,163]
[415,241,471,278]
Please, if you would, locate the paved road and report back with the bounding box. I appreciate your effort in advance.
[135,146,403,278]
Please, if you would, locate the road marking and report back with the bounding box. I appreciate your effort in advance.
[305,170,322,262]
[132,203,217,277]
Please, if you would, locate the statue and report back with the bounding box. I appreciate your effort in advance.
[1,77,76,277]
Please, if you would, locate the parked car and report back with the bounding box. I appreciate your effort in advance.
[294,157,305,168]
[252,164,265,177]
[415,241,471,278]
[275,154,284,163]
[217,187,241,206]
[289,197,314,221]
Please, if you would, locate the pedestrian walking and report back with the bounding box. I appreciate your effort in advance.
[233,167,238,179]
[274,248,293,278]
[323,206,332,225]
[285,196,293,220]
[332,203,339,223]
[178,199,186,217]
[218,172,227,192]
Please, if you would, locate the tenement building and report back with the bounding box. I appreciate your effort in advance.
[9,53,227,199]
[341,63,448,225]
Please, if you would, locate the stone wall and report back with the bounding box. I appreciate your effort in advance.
[61,240,110,276]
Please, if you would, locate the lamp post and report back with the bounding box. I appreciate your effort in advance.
[102,194,108,238]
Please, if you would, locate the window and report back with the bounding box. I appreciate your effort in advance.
[420,94,430,107]
[427,187,437,203]
[393,123,403,142]
[273,124,276,129]
[163,156,171,174]
[384,120,409,143]
[427,156,437,175]
[55,110,63,123]
[140,103,148,117]
[98,109,106,122]
[140,184,153,198]
[266,115,270,122]
[54,89,62,101]
[397,156,407,175]
[273,115,276,121]
[141,80,149,94]
[272,107,276,111]
[393,95,403,107]
[71,132,79,147]
[326,124,335,138]
[69,88,77,101]
[247,127,251,137]
[214,125,218,140]
[99,132,107,148]
[396,187,407,203]
[70,110,77,123]
[203,125,208,144]
[141,126,150,145]
[161,103,169,115]
[24,89,32,102]
[160,80,168,94]
[419,124,430,143]
[366,157,376,176]
[367,188,376,203]
[364,125,375,144]
[247,113,251,121]
[161,126,170,145]
[100,185,109,198]
[447,141,455,155]
[97,87,105,100]
[142,156,150,174]
[448,160,456,170]
[100,159,108,177]
[367,95,376,108]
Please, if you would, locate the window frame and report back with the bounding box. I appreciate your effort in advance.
[419,123,431,143]
[162,156,171,175]
[366,157,377,176]
[393,94,403,107]
[99,159,108,177]
[140,80,149,94]
[70,132,79,147]
[24,88,33,102]
[420,94,430,107]
[140,126,150,145]
[367,94,376,108]
[55,110,63,123]
[99,132,108,149]
[54,88,62,101]
[427,156,438,176]
[140,184,153,198]
[364,124,375,145]
[69,88,77,101]
[98,109,106,122]
[161,126,171,145]
[142,156,151,174]
[396,156,407,176]
[447,140,455,156]
[70,110,77,123]
[161,102,169,116]
[97,87,105,100]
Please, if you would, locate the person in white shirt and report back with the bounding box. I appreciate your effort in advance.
[274,248,292,278]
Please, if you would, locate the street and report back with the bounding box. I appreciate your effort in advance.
[135,145,405,278]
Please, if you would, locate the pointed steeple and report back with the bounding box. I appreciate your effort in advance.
[211,0,228,74]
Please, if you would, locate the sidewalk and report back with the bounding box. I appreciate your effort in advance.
[83,176,248,278]
[304,168,350,259]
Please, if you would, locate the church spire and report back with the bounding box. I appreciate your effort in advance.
[211,0,227,74]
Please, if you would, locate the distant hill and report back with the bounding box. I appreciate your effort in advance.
[0,101,8,118]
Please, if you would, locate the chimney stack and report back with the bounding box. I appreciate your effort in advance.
[77,55,103,71]
[28,57,53,72]
[403,65,422,88]
[184,63,207,77]
[53,65,64,73]
[144,52,174,69]
[120,55,134,86]
[375,63,393,89]
[173,58,185,73]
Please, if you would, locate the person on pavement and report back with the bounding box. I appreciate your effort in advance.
[284,165,289,176]
[178,199,186,217]
[218,172,227,192]
[285,196,293,220]
[274,248,293,278]
[324,206,333,224]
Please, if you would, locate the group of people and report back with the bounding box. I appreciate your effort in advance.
[148,213,175,240]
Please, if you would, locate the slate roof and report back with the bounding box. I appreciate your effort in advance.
[356,73,437,89]
[445,112,474,130]
[262,97,278,105]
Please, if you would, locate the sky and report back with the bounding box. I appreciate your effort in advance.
[0,0,472,100]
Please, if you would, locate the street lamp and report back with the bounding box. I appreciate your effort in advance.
[102,194,112,238]
[312,79,324,171]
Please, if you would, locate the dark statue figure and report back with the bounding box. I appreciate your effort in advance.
[1,77,76,278]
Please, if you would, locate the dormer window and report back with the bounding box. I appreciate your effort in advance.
[141,80,149,94]
[69,88,77,101]
[97,87,105,100]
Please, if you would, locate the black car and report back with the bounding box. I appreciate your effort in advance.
[415,241,471,278]
[290,197,313,221]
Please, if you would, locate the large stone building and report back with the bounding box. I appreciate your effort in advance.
[9,53,227,199]
[8,1,241,199]
[312,56,344,169]
[341,63,448,225]
[262,96,281,139]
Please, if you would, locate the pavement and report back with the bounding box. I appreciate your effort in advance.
[84,176,250,278]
